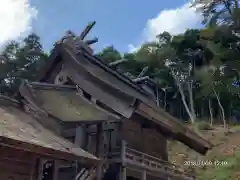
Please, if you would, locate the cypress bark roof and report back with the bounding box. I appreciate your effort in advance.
[0,95,99,165]
[19,82,120,123]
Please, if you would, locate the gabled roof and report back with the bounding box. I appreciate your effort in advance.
[0,95,99,166]
[37,40,212,155]
[39,43,153,98]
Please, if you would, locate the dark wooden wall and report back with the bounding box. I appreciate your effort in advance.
[122,115,168,160]
[43,57,64,83]
[0,146,37,180]
[80,122,121,156]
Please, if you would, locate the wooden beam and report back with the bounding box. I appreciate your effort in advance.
[108,59,128,67]
[132,76,150,83]
[137,66,149,78]
[79,21,96,40]
[30,82,76,90]
[85,37,98,45]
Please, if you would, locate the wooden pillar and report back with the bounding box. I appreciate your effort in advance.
[120,140,126,164]
[75,125,86,148]
[30,156,38,180]
[119,166,126,180]
[96,122,104,180]
[119,140,127,180]
[141,170,146,180]
[53,160,59,180]
[32,157,40,180]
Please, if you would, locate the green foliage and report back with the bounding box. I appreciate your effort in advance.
[95,45,121,63]
[0,33,48,95]
[199,153,240,180]
[96,19,240,123]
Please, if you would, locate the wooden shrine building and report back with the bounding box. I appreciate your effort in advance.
[0,95,99,180]
[13,22,212,180]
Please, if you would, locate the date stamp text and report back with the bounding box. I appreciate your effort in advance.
[183,160,228,167]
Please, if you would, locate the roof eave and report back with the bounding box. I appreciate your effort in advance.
[174,131,212,155]
[0,135,100,166]
[137,102,212,155]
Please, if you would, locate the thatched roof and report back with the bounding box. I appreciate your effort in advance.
[0,95,99,166]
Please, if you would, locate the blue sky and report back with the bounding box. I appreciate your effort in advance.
[1,0,203,53]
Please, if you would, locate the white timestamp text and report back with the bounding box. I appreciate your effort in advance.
[184,160,228,167]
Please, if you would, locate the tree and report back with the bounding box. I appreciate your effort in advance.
[95,45,121,63]
[0,33,48,95]
[191,0,240,27]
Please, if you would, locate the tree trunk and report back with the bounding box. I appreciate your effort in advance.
[178,82,195,123]
[212,85,226,128]
[188,61,196,121]
[188,82,196,120]
[229,102,232,124]
[156,86,160,107]
[208,99,213,126]
[164,91,167,110]
[201,101,205,118]
[171,68,195,123]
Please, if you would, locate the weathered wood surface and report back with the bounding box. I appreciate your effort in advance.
[21,81,120,123]
[44,59,64,83]
[121,116,168,160]
[0,146,35,180]
[132,76,150,82]
[85,37,98,45]
[75,51,152,102]
[95,122,104,180]
[108,59,128,67]
[19,82,63,134]
[0,102,99,165]
[62,57,135,118]
[79,21,96,40]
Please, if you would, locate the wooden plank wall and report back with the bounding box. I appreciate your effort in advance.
[0,146,37,180]
[122,117,168,160]
[73,122,121,156]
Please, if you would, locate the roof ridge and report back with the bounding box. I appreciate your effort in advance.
[79,47,152,97]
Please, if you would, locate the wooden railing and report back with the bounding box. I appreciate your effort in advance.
[124,147,196,180]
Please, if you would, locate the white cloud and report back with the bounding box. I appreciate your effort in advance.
[128,3,202,52]
[127,44,139,53]
[0,0,38,49]
[145,3,202,40]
